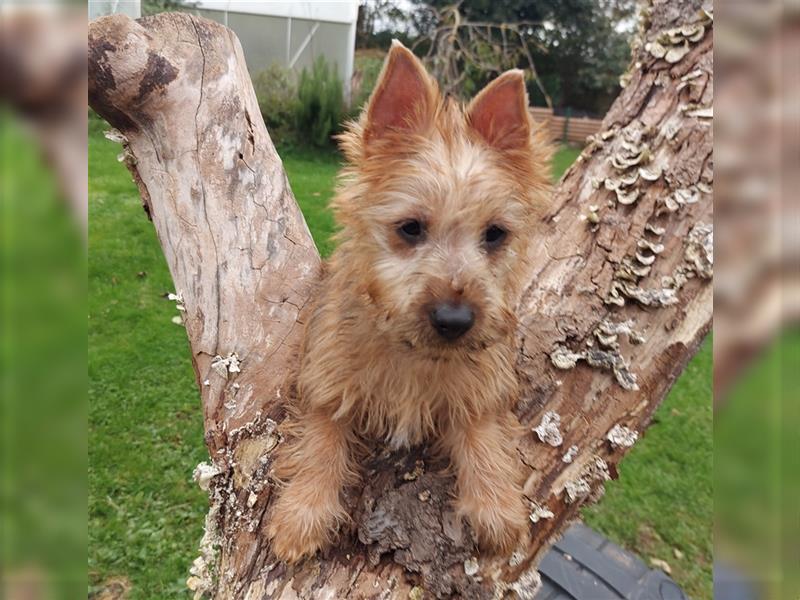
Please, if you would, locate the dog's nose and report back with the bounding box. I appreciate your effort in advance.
[430,303,475,340]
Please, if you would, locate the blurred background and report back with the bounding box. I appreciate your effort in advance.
[713,2,799,599]
[1,3,87,600]
[0,0,796,599]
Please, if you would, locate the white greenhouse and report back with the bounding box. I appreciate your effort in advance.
[89,1,359,100]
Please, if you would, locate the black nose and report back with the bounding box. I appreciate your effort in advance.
[430,303,475,341]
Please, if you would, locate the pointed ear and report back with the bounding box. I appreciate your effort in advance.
[364,40,437,141]
[467,70,531,150]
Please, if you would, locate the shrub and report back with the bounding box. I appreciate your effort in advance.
[295,57,343,148]
[252,63,298,147]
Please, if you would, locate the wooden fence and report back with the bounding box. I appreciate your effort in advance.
[529,107,603,146]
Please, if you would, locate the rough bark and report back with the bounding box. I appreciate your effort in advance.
[88,2,713,598]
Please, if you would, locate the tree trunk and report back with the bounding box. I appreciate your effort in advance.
[88,2,712,598]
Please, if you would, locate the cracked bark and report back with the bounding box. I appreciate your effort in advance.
[88,3,712,598]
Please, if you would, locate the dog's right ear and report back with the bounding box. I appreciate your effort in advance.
[364,40,437,142]
[467,70,531,151]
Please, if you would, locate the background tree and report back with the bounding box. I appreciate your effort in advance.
[356,0,415,48]
[396,0,636,115]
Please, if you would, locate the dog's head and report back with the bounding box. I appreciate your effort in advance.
[333,41,551,354]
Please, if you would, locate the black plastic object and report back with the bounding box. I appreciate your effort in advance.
[535,522,688,600]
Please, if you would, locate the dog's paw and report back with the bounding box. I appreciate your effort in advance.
[267,501,326,562]
[469,509,528,554]
[266,486,347,563]
[459,493,528,555]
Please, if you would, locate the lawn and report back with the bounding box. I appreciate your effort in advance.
[88,121,711,599]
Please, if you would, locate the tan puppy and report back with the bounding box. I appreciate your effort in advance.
[267,40,551,563]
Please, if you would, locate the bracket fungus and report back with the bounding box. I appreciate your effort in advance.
[684,222,713,278]
[551,318,645,391]
[606,282,679,308]
[563,456,611,504]
[529,501,555,524]
[463,557,479,577]
[593,318,645,349]
[644,8,712,64]
[533,411,564,447]
[550,338,640,391]
[606,424,640,449]
[193,462,223,492]
[604,218,694,308]
[562,445,579,464]
[602,126,664,207]
[210,353,242,378]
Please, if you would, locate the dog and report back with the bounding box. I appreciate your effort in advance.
[267,40,551,563]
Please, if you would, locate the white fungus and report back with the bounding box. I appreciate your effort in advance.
[607,424,639,449]
[464,557,479,576]
[562,445,579,463]
[533,411,563,447]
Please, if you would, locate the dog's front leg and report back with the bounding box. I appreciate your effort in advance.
[267,411,358,562]
[444,412,528,553]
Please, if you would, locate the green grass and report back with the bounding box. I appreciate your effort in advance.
[279,147,341,257]
[88,122,711,598]
[552,145,581,181]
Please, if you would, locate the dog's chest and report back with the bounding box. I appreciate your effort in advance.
[355,352,479,447]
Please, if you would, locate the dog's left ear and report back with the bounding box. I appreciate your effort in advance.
[364,40,437,142]
[467,70,531,151]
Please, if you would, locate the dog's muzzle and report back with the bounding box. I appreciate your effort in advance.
[429,302,475,341]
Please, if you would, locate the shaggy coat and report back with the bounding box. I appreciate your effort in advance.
[267,40,551,563]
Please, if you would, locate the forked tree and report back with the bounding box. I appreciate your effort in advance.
[88,0,712,596]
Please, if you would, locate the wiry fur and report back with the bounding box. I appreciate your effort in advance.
[267,41,552,563]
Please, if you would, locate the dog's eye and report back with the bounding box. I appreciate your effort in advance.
[398,220,424,244]
[484,225,507,250]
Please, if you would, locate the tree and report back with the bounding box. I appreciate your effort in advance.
[528,0,636,114]
[356,0,414,48]
[408,4,551,103]
[409,0,636,115]
[88,0,712,596]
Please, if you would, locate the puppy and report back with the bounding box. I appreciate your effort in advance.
[267,40,551,563]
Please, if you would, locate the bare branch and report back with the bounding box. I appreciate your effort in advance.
[412,3,551,105]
